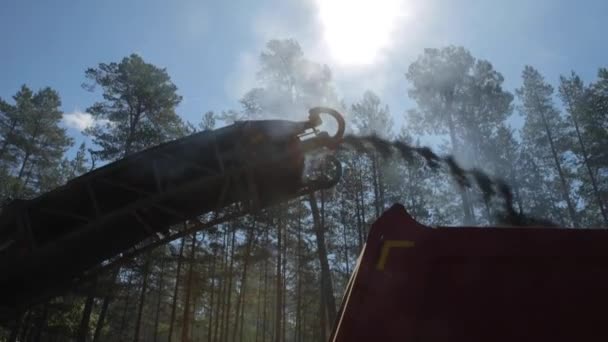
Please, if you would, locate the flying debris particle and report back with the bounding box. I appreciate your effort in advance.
[340,134,556,227]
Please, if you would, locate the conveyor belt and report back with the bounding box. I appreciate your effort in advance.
[0,107,345,312]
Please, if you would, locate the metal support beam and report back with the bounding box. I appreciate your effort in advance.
[86,183,102,218]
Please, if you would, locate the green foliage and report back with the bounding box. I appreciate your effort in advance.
[517,66,579,226]
[351,91,393,137]
[558,71,608,225]
[406,46,476,137]
[200,111,216,131]
[406,46,513,154]
[406,46,514,224]
[242,39,338,118]
[0,85,72,201]
[585,69,608,170]
[47,297,98,337]
[83,54,186,160]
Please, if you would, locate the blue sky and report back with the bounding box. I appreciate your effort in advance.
[2,0,607,154]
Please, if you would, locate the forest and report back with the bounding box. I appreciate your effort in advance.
[0,39,606,341]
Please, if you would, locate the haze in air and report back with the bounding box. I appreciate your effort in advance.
[0,0,607,340]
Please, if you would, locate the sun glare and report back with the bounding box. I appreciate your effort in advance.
[316,0,406,66]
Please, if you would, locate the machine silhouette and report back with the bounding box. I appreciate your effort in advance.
[0,107,345,314]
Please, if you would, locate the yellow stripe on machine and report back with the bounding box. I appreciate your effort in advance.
[376,240,415,271]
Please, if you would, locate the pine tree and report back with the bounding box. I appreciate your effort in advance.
[406,46,513,224]
[83,54,187,161]
[200,111,216,131]
[517,66,579,227]
[350,91,394,217]
[243,39,338,118]
[581,68,608,225]
[0,85,72,200]
[558,72,607,226]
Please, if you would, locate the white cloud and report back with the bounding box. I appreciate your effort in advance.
[62,111,95,131]
[62,110,109,131]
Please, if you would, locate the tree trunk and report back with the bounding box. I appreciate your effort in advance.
[13,110,45,196]
[213,273,223,342]
[238,289,246,342]
[12,150,31,196]
[206,249,217,342]
[190,296,196,342]
[356,158,368,241]
[538,104,579,227]
[77,287,96,342]
[301,310,307,342]
[153,258,166,342]
[18,311,32,342]
[319,289,327,342]
[233,225,255,342]
[483,201,493,225]
[181,233,197,342]
[376,155,386,213]
[16,150,31,182]
[93,269,120,342]
[508,162,524,215]
[282,221,287,342]
[8,312,23,342]
[15,109,43,183]
[20,163,36,195]
[134,255,152,342]
[308,192,337,325]
[445,99,475,225]
[274,217,283,342]
[33,303,49,342]
[341,199,351,276]
[255,262,263,342]
[0,119,18,162]
[124,113,141,157]
[528,157,567,226]
[93,294,111,342]
[235,260,247,341]
[371,155,380,219]
[295,213,302,342]
[214,227,228,342]
[168,236,186,342]
[354,189,364,251]
[563,91,608,226]
[118,272,135,342]
[222,226,237,342]
[261,229,270,342]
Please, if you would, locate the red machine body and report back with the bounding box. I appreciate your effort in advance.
[331,204,607,341]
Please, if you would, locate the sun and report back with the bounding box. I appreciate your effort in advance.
[316,0,407,66]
